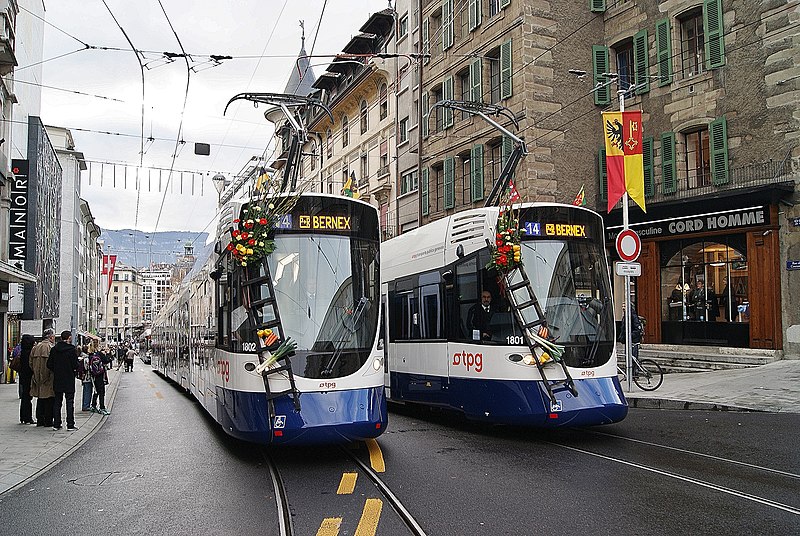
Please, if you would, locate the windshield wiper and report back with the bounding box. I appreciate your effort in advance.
[320,296,370,378]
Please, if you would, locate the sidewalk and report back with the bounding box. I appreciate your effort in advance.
[0,367,122,495]
[624,359,800,413]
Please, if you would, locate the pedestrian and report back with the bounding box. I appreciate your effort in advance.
[48,331,79,431]
[79,346,93,412]
[125,346,135,372]
[29,329,56,427]
[89,351,110,416]
[17,334,36,424]
[619,303,644,359]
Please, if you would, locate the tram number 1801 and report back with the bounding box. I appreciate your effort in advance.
[507,335,525,345]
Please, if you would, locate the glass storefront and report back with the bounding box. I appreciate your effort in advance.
[660,235,750,347]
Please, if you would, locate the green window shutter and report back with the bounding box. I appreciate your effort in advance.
[661,132,677,194]
[500,39,513,99]
[442,0,453,51]
[501,135,514,169]
[598,149,607,202]
[469,0,481,31]
[590,0,606,13]
[421,168,430,216]
[634,29,650,95]
[470,58,482,102]
[592,45,610,105]
[443,76,454,128]
[643,137,655,198]
[421,91,429,138]
[655,19,673,86]
[709,117,729,185]
[471,145,484,202]
[444,157,455,209]
[422,19,430,63]
[704,0,725,69]
[500,0,511,8]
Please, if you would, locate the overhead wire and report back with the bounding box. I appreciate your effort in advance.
[101,0,147,268]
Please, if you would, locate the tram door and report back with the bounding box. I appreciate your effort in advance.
[380,291,390,398]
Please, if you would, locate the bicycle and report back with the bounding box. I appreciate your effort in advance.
[617,343,664,391]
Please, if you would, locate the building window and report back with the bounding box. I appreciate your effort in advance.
[113,307,118,314]
[399,117,409,143]
[310,140,317,171]
[113,319,118,326]
[342,115,349,147]
[684,129,711,189]
[432,85,444,131]
[379,83,388,120]
[125,287,129,294]
[459,68,471,120]
[489,0,501,17]
[399,13,408,38]
[326,128,333,158]
[113,296,118,304]
[125,296,129,304]
[614,40,635,93]
[360,100,368,133]
[124,307,129,315]
[379,140,389,176]
[360,153,369,182]
[113,285,118,293]
[487,48,501,104]
[489,140,502,183]
[680,9,704,78]
[400,170,418,195]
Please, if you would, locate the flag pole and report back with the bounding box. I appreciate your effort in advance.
[619,89,633,393]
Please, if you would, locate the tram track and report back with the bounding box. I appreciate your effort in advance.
[541,429,800,517]
[262,449,295,536]
[258,442,427,536]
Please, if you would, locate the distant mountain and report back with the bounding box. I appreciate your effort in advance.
[100,229,210,268]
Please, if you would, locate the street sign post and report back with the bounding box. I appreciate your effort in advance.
[615,261,641,277]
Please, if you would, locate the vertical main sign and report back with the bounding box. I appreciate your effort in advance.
[9,160,29,262]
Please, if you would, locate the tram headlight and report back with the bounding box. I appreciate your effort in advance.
[372,357,383,370]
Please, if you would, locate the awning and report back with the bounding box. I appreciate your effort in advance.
[0,261,36,284]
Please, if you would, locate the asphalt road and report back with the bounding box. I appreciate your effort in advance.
[1,367,798,535]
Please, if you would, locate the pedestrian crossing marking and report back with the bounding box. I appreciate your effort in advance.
[337,473,358,494]
[354,498,382,536]
[315,517,342,536]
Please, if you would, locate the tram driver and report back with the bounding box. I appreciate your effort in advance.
[468,290,495,341]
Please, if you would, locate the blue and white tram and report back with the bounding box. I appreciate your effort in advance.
[152,193,387,444]
[381,202,628,427]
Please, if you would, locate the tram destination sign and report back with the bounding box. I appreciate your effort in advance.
[606,206,770,241]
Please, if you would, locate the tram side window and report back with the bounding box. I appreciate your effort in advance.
[389,290,420,340]
[216,270,231,350]
[454,257,479,340]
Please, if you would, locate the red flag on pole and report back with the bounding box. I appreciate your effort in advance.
[603,110,645,213]
[507,180,521,202]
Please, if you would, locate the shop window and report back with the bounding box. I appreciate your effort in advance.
[660,237,748,325]
[685,129,711,188]
[679,8,704,78]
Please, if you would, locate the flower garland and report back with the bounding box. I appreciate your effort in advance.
[486,203,522,276]
[226,194,299,267]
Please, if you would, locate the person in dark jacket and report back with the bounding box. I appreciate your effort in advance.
[48,331,79,431]
[18,334,36,424]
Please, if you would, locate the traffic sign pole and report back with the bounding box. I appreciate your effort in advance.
[620,91,633,393]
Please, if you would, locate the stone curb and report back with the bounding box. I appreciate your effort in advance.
[626,396,762,413]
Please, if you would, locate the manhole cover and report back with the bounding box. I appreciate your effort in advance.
[70,471,143,486]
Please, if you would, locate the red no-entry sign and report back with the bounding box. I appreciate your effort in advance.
[616,229,641,262]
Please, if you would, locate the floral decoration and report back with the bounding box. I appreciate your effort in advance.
[225,193,300,267]
[487,203,523,276]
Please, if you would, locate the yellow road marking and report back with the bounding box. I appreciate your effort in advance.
[315,517,342,536]
[337,472,358,494]
[354,498,382,536]
[155,391,164,399]
[365,439,385,473]
[148,383,156,388]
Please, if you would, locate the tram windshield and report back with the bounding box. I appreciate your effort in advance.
[266,234,379,379]
[520,239,614,367]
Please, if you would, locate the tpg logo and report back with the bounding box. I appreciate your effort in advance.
[452,351,483,373]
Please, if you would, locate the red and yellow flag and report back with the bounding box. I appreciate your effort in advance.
[572,185,586,206]
[603,110,645,213]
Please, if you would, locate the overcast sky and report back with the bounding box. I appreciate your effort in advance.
[39,0,391,237]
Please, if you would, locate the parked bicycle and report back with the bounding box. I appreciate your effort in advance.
[617,342,664,391]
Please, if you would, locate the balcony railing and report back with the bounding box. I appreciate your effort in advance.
[598,154,796,208]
